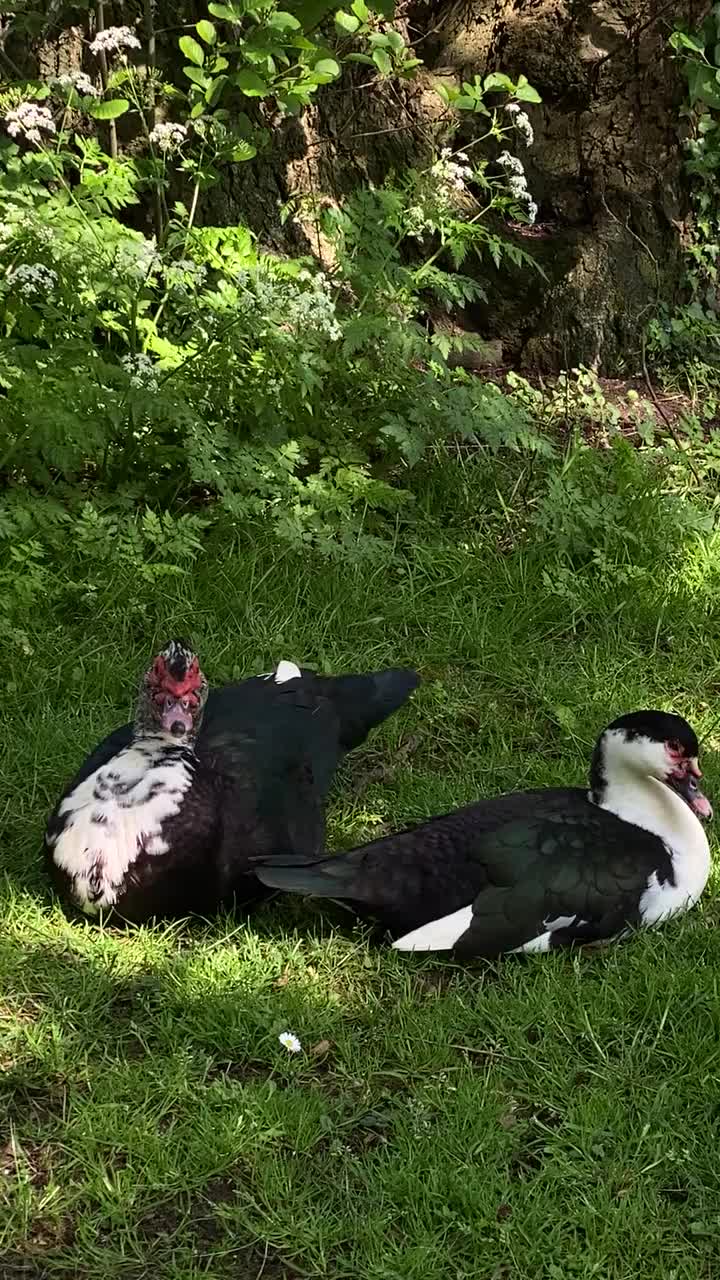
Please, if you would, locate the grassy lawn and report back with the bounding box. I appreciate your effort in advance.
[3,537,720,1279]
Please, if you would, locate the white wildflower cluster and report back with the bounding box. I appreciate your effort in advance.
[115,236,160,281]
[0,212,54,247]
[8,262,58,297]
[430,146,474,196]
[278,1032,302,1054]
[236,269,342,342]
[497,151,538,225]
[149,121,188,153]
[504,102,534,147]
[4,101,56,145]
[55,71,99,99]
[405,148,475,240]
[89,26,141,56]
[121,352,158,392]
[285,270,342,341]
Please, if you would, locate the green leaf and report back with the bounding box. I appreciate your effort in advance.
[514,74,542,103]
[335,9,361,33]
[688,61,720,108]
[345,52,374,64]
[313,57,341,78]
[372,47,391,75]
[669,30,708,54]
[369,31,390,46]
[196,19,217,44]
[234,68,269,95]
[208,2,243,18]
[190,101,206,119]
[385,30,405,52]
[230,140,257,161]
[515,84,541,103]
[205,75,228,104]
[179,35,205,65]
[351,0,369,19]
[88,98,130,119]
[183,65,209,87]
[483,71,514,92]
[267,10,301,29]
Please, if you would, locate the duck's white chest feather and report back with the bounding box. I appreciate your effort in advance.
[47,743,195,913]
[602,778,711,926]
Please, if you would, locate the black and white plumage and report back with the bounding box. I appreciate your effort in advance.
[45,642,420,924]
[253,711,713,957]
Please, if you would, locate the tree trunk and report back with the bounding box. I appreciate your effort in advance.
[403,0,709,372]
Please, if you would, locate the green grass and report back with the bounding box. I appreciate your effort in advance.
[3,535,720,1279]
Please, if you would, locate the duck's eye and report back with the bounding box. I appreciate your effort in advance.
[688,776,698,792]
[667,738,682,754]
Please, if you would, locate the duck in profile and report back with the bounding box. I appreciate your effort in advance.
[45,640,419,924]
[254,711,713,957]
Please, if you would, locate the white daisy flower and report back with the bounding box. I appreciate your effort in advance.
[278,1031,302,1054]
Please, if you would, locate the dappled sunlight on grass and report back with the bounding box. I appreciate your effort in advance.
[4,538,720,1277]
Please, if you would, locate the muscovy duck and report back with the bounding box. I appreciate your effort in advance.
[253,711,713,957]
[45,640,419,924]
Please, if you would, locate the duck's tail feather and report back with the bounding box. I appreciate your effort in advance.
[253,852,363,899]
[307,668,420,751]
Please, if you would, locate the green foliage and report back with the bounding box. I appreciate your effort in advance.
[0,0,550,646]
[659,12,720,366]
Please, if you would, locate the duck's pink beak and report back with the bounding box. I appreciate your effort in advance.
[160,699,194,737]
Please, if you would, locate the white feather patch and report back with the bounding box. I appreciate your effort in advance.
[49,745,193,913]
[392,904,473,952]
[274,660,302,685]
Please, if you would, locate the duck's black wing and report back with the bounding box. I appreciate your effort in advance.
[200,666,419,900]
[253,789,674,956]
[300,667,420,755]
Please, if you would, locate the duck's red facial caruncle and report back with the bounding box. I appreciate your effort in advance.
[146,646,205,738]
[666,737,703,782]
[666,738,712,821]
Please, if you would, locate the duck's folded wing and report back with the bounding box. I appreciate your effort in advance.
[392,810,666,955]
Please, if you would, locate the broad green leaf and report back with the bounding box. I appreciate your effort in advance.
[385,29,404,51]
[351,0,369,19]
[234,68,269,95]
[372,47,391,74]
[183,65,209,87]
[208,2,243,18]
[179,35,205,65]
[205,75,228,104]
[196,19,217,44]
[369,31,390,46]
[483,71,514,92]
[89,98,129,119]
[313,57,341,78]
[267,10,301,29]
[515,73,541,102]
[345,52,374,64]
[190,101,206,118]
[335,9,361,33]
